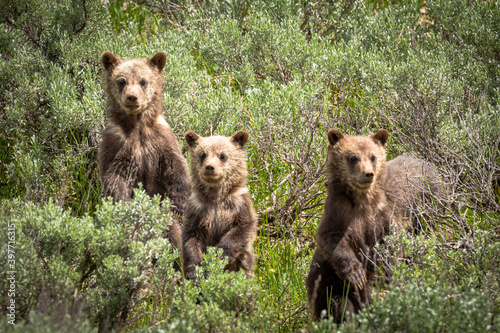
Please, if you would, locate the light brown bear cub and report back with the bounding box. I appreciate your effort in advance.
[98,52,191,248]
[306,129,445,322]
[385,155,450,231]
[182,131,257,279]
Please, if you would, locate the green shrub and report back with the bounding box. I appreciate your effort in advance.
[312,230,500,332]
[313,282,497,333]
[0,188,179,331]
[1,312,94,333]
[157,248,278,333]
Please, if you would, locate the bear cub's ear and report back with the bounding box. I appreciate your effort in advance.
[327,129,344,147]
[370,129,389,146]
[101,52,120,71]
[185,131,200,148]
[147,52,167,73]
[231,131,249,148]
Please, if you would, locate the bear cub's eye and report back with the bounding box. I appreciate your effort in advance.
[139,79,147,87]
[219,153,227,162]
[117,79,126,89]
[348,155,358,164]
[370,155,376,163]
[200,152,207,161]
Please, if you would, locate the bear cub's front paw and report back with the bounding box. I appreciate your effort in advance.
[348,266,367,290]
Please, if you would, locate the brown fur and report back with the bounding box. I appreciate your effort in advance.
[181,131,257,279]
[386,156,470,236]
[306,129,454,321]
[98,52,191,249]
[386,155,445,231]
[306,129,391,322]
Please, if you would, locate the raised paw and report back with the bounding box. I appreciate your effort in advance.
[349,267,367,290]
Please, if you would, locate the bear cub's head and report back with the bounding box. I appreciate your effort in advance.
[327,129,389,193]
[184,131,249,189]
[101,51,167,115]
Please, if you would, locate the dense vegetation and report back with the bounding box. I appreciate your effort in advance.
[1,0,499,331]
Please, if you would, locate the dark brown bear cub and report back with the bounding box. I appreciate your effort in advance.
[181,131,257,279]
[306,129,451,322]
[98,52,191,248]
[306,129,392,322]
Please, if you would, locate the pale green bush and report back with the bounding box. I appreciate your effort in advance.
[0,188,179,331]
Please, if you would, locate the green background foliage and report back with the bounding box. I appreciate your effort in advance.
[0,0,499,331]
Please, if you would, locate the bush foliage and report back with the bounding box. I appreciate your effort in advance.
[1,0,499,331]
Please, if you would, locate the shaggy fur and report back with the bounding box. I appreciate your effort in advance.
[386,155,444,230]
[306,129,454,321]
[98,51,191,249]
[386,155,469,235]
[306,129,391,322]
[181,131,257,279]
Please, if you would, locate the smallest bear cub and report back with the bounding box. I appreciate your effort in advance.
[182,131,257,279]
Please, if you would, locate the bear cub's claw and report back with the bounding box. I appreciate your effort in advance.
[349,268,367,290]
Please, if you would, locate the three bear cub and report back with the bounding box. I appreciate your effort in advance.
[98,53,453,318]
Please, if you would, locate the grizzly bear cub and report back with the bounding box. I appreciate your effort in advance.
[98,51,191,248]
[385,155,450,231]
[181,130,257,279]
[306,129,447,322]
